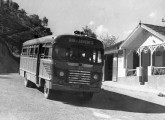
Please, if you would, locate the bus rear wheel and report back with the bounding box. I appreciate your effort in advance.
[24,74,31,87]
[24,73,36,88]
[82,92,93,101]
[44,83,52,99]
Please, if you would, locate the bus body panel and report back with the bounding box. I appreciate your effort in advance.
[20,56,38,84]
[50,60,103,92]
[39,59,52,80]
[51,84,101,93]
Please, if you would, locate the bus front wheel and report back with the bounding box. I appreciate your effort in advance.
[44,82,52,99]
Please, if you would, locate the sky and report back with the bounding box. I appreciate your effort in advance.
[13,0,165,41]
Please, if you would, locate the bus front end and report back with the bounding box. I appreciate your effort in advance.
[51,35,104,100]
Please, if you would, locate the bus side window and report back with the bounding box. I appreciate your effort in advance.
[44,48,49,58]
[48,48,52,58]
[28,47,30,56]
[40,47,45,58]
[27,47,30,56]
[30,46,34,57]
[44,47,52,59]
[34,46,38,58]
[22,48,26,56]
[93,51,96,63]
[25,48,27,56]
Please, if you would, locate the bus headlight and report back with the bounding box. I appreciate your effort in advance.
[56,68,66,78]
[93,74,99,80]
[59,71,65,77]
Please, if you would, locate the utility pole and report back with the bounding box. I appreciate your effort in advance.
[162,18,165,23]
[162,18,165,26]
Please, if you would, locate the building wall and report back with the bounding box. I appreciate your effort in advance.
[117,52,126,77]
[117,76,140,86]
[117,75,165,92]
[141,35,163,47]
[141,52,150,67]
[155,51,163,67]
[112,54,118,81]
[153,47,164,67]
[126,49,133,69]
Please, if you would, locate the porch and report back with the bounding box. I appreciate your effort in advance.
[117,23,165,91]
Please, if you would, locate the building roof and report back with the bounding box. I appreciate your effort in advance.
[104,41,124,55]
[120,23,165,49]
[143,23,165,36]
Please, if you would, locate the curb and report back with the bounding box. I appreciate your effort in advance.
[101,81,160,95]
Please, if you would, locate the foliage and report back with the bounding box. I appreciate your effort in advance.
[0,0,52,55]
[11,2,19,10]
[80,25,117,48]
[82,26,97,38]
[99,35,118,48]
[42,17,48,27]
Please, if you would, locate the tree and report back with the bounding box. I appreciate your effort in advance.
[42,17,48,27]
[0,1,52,55]
[29,14,42,27]
[11,2,19,10]
[82,26,97,38]
[20,9,26,15]
[99,34,118,48]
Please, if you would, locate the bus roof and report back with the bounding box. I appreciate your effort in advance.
[23,35,56,46]
[23,34,104,48]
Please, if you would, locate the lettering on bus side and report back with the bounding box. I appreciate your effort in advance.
[69,38,94,45]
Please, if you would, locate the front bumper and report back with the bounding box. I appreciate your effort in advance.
[51,83,101,93]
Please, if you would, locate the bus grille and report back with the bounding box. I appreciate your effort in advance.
[68,70,91,85]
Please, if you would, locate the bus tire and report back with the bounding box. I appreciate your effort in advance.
[24,73,36,88]
[44,82,52,99]
[24,74,31,87]
[82,92,93,101]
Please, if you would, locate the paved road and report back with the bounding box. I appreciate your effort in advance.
[1,74,165,120]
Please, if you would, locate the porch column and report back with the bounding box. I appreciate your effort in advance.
[136,47,142,77]
[139,48,142,67]
[148,46,153,76]
[150,53,153,66]
[149,46,153,67]
[137,47,143,84]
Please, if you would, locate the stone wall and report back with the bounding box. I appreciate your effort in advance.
[147,75,165,91]
[117,76,141,86]
[117,75,165,92]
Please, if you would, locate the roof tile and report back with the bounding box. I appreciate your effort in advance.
[143,23,165,36]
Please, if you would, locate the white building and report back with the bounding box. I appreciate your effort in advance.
[104,23,165,91]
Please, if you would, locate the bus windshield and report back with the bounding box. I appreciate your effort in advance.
[54,45,103,64]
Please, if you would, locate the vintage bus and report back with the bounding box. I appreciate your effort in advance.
[19,34,104,100]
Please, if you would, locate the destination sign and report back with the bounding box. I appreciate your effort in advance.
[69,38,94,45]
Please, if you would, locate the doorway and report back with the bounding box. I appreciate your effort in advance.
[104,54,113,81]
[133,51,139,69]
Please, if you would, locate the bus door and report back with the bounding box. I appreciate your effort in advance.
[36,44,42,84]
[37,44,53,83]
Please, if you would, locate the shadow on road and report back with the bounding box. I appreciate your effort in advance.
[0,74,12,79]
[48,89,165,113]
